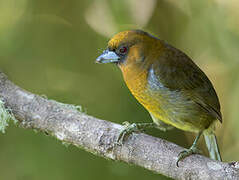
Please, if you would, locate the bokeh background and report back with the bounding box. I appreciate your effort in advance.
[0,0,239,179]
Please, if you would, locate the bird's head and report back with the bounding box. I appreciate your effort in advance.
[96,30,163,71]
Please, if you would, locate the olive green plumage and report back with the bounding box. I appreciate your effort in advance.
[96,30,222,163]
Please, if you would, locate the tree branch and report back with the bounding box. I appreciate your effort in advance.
[0,71,238,180]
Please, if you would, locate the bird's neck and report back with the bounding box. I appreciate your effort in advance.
[119,63,149,99]
[119,63,148,84]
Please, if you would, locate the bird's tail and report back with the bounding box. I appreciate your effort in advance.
[203,130,222,161]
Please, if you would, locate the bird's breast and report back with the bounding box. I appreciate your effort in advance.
[121,66,167,120]
[121,65,208,132]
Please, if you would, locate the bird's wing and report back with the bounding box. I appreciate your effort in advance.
[152,44,222,122]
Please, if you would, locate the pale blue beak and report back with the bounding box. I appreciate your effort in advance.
[96,50,120,64]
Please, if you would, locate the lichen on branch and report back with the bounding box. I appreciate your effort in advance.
[0,99,17,133]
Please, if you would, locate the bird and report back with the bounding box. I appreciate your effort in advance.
[96,30,222,166]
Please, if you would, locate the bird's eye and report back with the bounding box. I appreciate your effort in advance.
[119,46,128,54]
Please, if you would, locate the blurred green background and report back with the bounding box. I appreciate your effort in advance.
[0,0,239,179]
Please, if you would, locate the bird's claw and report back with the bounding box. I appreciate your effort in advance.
[115,122,141,146]
[176,146,201,167]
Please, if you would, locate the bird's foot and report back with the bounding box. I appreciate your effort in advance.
[116,121,144,146]
[176,146,201,167]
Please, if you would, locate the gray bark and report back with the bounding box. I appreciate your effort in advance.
[0,71,238,180]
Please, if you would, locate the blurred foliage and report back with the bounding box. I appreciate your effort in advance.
[0,0,238,179]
